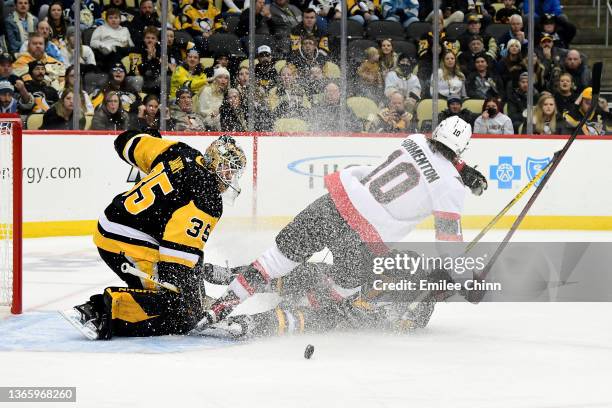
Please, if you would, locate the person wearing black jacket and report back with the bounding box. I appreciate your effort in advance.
[23,60,59,114]
[465,53,503,99]
[236,0,272,39]
[41,90,85,130]
[553,72,578,115]
[127,0,160,46]
[438,94,476,127]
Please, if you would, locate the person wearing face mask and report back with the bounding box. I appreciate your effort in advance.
[384,53,421,114]
[473,97,513,134]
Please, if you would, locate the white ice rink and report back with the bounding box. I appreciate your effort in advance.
[1,227,612,408]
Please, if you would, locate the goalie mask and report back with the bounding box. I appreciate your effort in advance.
[431,116,472,156]
[202,136,247,204]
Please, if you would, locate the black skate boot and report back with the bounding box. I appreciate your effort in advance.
[60,295,111,340]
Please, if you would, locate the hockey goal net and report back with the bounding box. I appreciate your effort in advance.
[0,115,22,314]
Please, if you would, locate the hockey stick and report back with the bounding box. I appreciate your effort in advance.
[466,61,604,303]
[120,263,180,293]
[465,150,556,253]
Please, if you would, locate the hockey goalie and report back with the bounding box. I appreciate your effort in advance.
[61,130,247,340]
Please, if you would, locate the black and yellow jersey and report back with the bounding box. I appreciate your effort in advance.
[94,131,223,271]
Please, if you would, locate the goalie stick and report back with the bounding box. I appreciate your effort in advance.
[120,263,180,293]
[465,61,604,303]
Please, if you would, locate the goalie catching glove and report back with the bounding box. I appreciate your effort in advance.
[454,159,488,196]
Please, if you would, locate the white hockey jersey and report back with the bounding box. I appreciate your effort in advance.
[325,134,466,250]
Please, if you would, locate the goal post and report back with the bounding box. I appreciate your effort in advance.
[0,114,22,314]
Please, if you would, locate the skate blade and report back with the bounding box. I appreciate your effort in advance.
[59,309,99,340]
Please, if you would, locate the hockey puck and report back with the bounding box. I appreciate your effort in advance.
[304,344,315,359]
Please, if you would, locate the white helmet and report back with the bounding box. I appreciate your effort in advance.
[431,117,472,156]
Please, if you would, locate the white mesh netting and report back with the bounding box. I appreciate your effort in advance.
[0,120,14,308]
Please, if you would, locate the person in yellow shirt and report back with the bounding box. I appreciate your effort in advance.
[170,45,208,97]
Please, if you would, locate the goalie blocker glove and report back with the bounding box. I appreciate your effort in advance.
[454,159,488,196]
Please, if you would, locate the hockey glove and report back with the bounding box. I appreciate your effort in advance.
[454,159,488,196]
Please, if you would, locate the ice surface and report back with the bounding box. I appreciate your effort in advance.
[1,228,611,408]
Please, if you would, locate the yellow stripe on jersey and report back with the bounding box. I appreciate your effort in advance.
[125,135,178,174]
[106,288,159,323]
[163,201,219,255]
[93,229,160,263]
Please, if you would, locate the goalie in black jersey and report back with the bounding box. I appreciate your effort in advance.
[61,130,246,340]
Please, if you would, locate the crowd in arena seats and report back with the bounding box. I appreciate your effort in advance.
[0,0,610,134]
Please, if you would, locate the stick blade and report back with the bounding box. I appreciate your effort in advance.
[591,61,603,96]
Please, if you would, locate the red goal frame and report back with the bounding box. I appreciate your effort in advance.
[0,114,22,314]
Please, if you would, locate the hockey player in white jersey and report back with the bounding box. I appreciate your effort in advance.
[196,117,486,331]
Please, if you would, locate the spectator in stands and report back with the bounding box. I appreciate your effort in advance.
[384,53,421,114]
[438,94,476,126]
[91,90,129,130]
[270,0,302,34]
[5,0,38,55]
[0,54,19,85]
[236,0,272,39]
[0,80,32,113]
[128,0,160,47]
[494,0,520,24]
[288,35,328,79]
[90,8,134,72]
[290,8,329,56]
[366,91,412,132]
[45,1,67,42]
[459,15,498,61]
[41,90,85,130]
[537,13,575,49]
[19,20,64,63]
[416,14,460,86]
[357,47,384,103]
[381,0,419,29]
[536,33,567,90]
[378,39,398,77]
[234,66,250,101]
[22,60,59,114]
[127,26,162,95]
[203,51,231,80]
[563,87,612,136]
[466,53,503,99]
[62,65,94,115]
[499,14,528,54]
[347,0,379,26]
[13,33,65,91]
[431,49,466,99]
[102,0,136,24]
[219,88,248,132]
[269,64,310,119]
[562,50,591,94]
[506,72,539,133]
[91,63,141,114]
[198,67,231,130]
[523,93,564,135]
[496,39,527,91]
[474,96,513,134]
[553,72,578,114]
[310,82,362,132]
[270,0,302,54]
[458,35,488,73]
[523,0,576,38]
[424,2,466,28]
[170,87,207,131]
[170,46,208,97]
[166,29,182,73]
[60,27,97,70]
[254,45,278,93]
[130,94,162,130]
[303,64,327,102]
[528,53,547,92]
